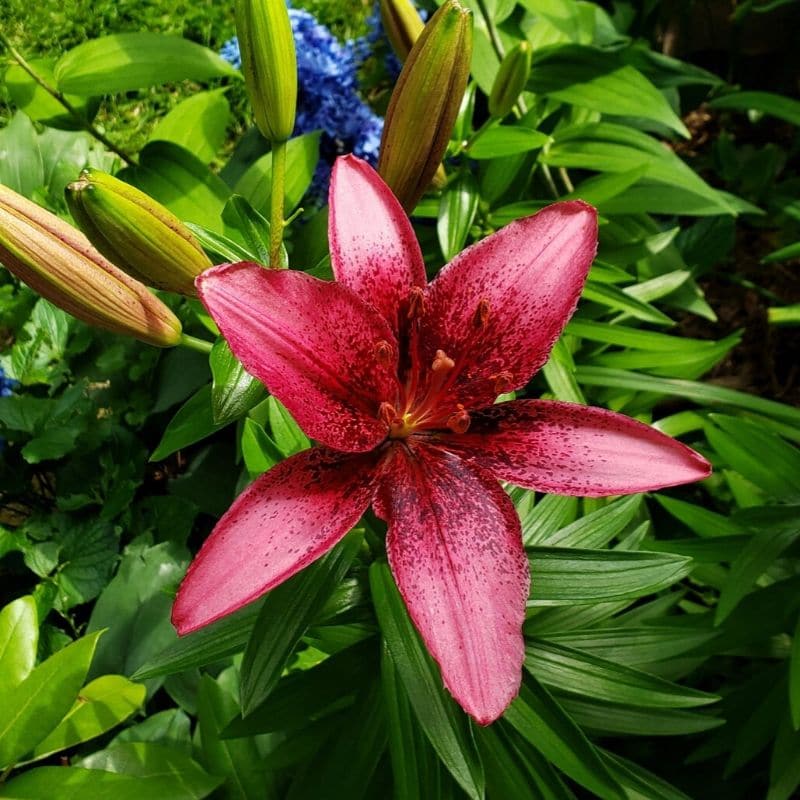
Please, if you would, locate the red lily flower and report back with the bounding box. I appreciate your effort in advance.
[173,155,710,724]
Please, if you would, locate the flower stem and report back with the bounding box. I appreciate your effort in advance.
[269,139,288,269]
[0,33,137,167]
[179,333,214,354]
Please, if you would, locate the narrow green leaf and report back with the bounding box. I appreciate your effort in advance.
[55,33,236,94]
[0,596,38,691]
[790,615,800,730]
[709,91,800,126]
[150,385,226,462]
[267,396,310,456]
[542,495,642,548]
[437,172,479,260]
[768,711,800,800]
[0,631,102,768]
[32,675,146,760]
[528,547,692,605]
[468,125,550,159]
[582,281,673,325]
[525,640,717,707]
[653,495,740,537]
[369,561,485,800]
[210,339,266,426]
[601,750,693,800]
[240,419,281,478]
[240,532,363,714]
[504,679,625,800]
[519,494,578,547]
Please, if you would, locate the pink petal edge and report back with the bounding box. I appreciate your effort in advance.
[419,201,598,410]
[375,441,529,725]
[173,447,380,635]
[196,263,398,453]
[437,399,711,497]
[329,156,426,334]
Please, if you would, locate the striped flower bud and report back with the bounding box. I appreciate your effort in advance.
[235,0,297,142]
[0,184,182,347]
[379,0,425,63]
[489,41,532,119]
[378,0,473,212]
[66,169,212,297]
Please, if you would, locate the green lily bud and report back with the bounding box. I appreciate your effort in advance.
[66,169,212,297]
[489,41,532,119]
[235,0,297,142]
[379,0,425,63]
[0,184,182,348]
[378,0,473,213]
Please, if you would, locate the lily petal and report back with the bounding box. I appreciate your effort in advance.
[420,201,597,409]
[375,441,529,725]
[173,447,380,634]
[438,399,711,496]
[329,156,426,334]
[197,263,398,452]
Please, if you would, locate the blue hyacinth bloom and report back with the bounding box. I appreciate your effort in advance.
[220,3,386,204]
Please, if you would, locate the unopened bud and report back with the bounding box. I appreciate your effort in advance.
[489,41,532,119]
[0,184,182,347]
[235,0,297,142]
[66,169,212,296]
[378,0,473,212]
[379,0,425,63]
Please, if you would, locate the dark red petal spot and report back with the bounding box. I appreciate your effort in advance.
[473,297,491,328]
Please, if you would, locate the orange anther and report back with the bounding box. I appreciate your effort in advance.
[447,405,471,434]
[374,339,394,366]
[492,371,514,395]
[431,349,455,372]
[407,286,425,320]
[473,297,490,328]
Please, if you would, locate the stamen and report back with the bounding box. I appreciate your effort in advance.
[447,404,471,434]
[431,349,455,372]
[407,286,425,320]
[492,371,514,395]
[379,401,400,428]
[473,297,490,328]
[374,339,394,367]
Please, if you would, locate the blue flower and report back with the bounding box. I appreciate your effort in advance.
[0,366,15,398]
[220,4,386,204]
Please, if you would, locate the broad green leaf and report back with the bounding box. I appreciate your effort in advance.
[525,640,717,707]
[437,172,479,260]
[504,679,625,800]
[187,223,254,263]
[118,141,230,233]
[790,615,800,730]
[221,195,273,265]
[541,626,714,666]
[468,126,551,159]
[32,675,145,759]
[234,132,321,215]
[768,711,800,800]
[240,532,363,714]
[151,385,227,462]
[566,166,649,206]
[529,45,688,136]
[575,367,800,430]
[528,547,692,605]
[0,113,44,198]
[55,33,237,94]
[133,599,262,681]
[709,91,800,126]
[112,708,192,752]
[715,507,800,624]
[197,675,267,800]
[541,495,642,548]
[0,596,37,691]
[210,339,266,426]
[240,419,282,478]
[150,90,231,164]
[267,396,310,457]
[0,631,101,768]
[370,561,485,800]
[286,679,387,800]
[560,696,722,736]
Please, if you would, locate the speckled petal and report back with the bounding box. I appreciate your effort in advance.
[438,400,711,496]
[419,201,597,409]
[374,441,529,725]
[329,155,426,334]
[197,262,399,452]
[173,447,380,634]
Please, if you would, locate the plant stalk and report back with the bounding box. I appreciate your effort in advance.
[179,333,214,354]
[269,139,288,269]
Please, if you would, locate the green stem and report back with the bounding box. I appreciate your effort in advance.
[179,333,214,354]
[0,764,14,783]
[269,139,288,269]
[0,34,136,167]
[474,0,505,62]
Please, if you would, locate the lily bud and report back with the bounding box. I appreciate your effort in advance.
[235,0,297,142]
[378,0,473,213]
[489,41,532,119]
[379,0,425,63]
[0,184,182,347]
[66,169,212,297]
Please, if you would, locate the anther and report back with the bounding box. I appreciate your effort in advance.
[473,297,490,328]
[431,349,455,372]
[379,401,400,428]
[492,371,514,395]
[447,404,471,434]
[407,286,425,320]
[374,339,393,367]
